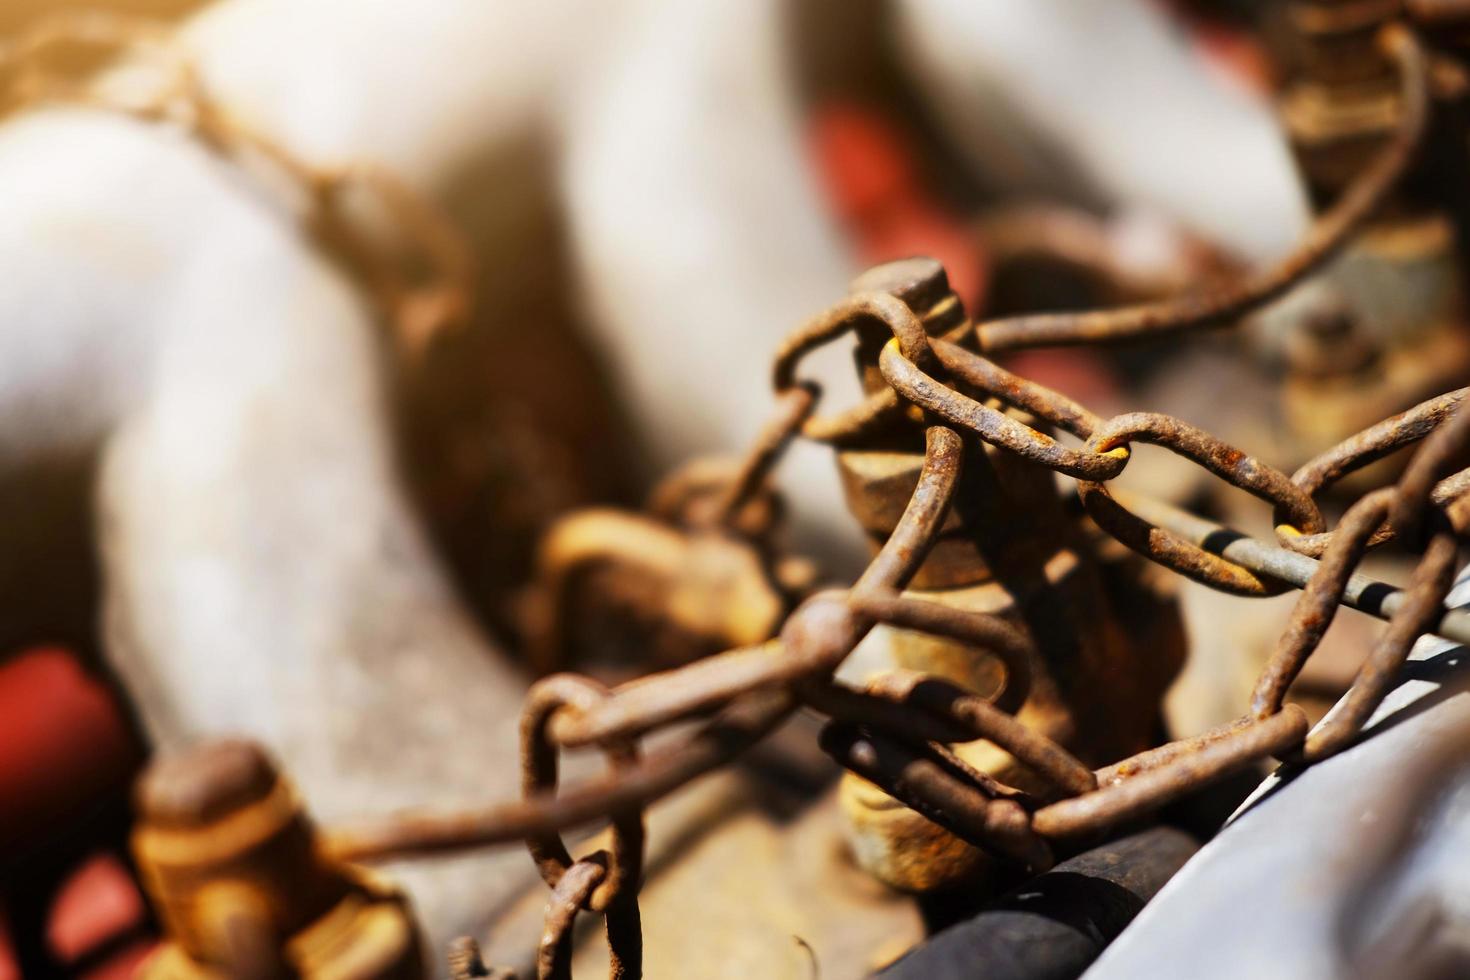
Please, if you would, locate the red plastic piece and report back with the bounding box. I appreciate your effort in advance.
[0,648,140,851]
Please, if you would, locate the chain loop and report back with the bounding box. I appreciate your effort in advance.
[521,676,645,913]
[1076,414,1324,595]
[1253,489,1397,719]
[76,12,1469,970]
[880,340,1130,480]
[772,292,955,443]
[1301,530,1458,762]
[971,22,1427,352]
[1279,388,1467,555]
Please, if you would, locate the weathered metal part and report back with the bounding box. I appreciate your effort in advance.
[931,338,1103,438]
[835,671,1095,797]
[770,285,962,445]
[326,423,968,881]
[1281,386,1467,554]
[878,342,1130,481]
[962,23,1426,352]
[819,724,1054,873]
[320,690,794,863]
[545,641,789,746]
[766,256,978,447]
[520,375,830,676]
[834,259,1184,892]
[542,597,1030,757]
[1078,414,1325,596]
[537,860,603,980]
[853,426,967,593]
[1111,487,1470,644]
[522,509,788,673]
[1277,223,1470,477]
[1083,569,1470,980]
[534,857,638,980]
[520,677,644,915]
[1272,0,1470,484]
[1092,413,1326,537]
[1388,398,1470,545]
[1030,707,1309,840]
[558,766,925,979]
[708,382,819,528]
[879,827,1199,980]
[843,592,1035,714]
[1254,488,1399,717]
[1281,2,1408,202]
[132,740,423,979]
[1301,529,1458,760]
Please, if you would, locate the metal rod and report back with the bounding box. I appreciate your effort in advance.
[1113,489,1470,647]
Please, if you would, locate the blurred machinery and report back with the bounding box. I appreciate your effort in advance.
[9,3,1470,979]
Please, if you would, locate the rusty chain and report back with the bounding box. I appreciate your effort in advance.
[21,11,1470,977]
[312,24,1470,977]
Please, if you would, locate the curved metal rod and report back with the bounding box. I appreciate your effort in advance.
[974,24,1428,352]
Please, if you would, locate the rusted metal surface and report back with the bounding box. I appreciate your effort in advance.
[303,225,1470,977]
[841,594,1035,713]
[1302,529,1458,760]
[1031,707,1310,840]
[823,671,1094,797]
[1281,387,1467,554]
[132,740,422,978]
[829,259,1183,894]
[963,23,1427,352]
[320,690,795,863]
[878,343,1131,480]
[1254,488,1400,717]
[178,308,1469,976]
[1084,569,1470,980]
[771,282,969,445]
[534,857,640,980]
[111,13,1470,976]
[1111,488,1470,644]
[1079,413,1326,595]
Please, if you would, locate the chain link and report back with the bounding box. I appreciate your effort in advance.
[316,22,1470,977]
[26,11,1470,977]
[324,21,1470,975]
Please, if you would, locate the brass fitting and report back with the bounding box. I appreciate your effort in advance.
[133,739,423,979]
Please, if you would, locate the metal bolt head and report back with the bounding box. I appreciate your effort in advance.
[136,738,277,828]
[849,257,950,311]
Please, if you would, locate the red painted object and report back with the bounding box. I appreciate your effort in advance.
[0,648,154,977]
[808,103,988,312]
[0,648,140,851]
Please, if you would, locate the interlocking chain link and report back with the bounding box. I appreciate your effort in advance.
[312,21,1470,978]
[22,12,1470,978]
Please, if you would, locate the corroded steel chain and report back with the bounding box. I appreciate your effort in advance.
[21,11,1470,977]
[316,24,1470,975]
[280,19,1470,975]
